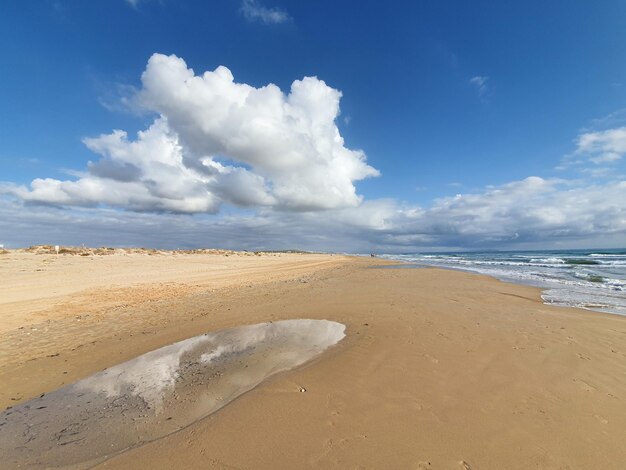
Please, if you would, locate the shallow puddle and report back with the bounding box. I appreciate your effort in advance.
[0,319,345,469]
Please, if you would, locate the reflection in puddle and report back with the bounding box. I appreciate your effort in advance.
[0,319,345,469]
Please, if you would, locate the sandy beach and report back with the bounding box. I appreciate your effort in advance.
[1,250,626,469]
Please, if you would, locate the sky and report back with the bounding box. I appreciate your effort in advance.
[1,0,626,252]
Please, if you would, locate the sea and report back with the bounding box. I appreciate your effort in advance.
[379,249,626,316]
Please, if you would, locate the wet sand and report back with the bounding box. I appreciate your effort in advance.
[1,320,345,469]
[1,251,626,469]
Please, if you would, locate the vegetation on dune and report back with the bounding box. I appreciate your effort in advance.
[18,245,318,257]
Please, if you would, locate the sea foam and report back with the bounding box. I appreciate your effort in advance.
[380,250,626,315]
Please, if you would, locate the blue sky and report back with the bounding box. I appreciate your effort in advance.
[1,0,625,251]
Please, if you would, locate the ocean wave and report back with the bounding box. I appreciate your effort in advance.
[574,272,605,283]
[593,260,626,267]
[381,251,626,315]
[541,288,626,315]
[529,257,565,264]
[564,259,600,265]
[605,278,626,290]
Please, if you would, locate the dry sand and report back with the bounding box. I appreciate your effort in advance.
[1,250,625,469]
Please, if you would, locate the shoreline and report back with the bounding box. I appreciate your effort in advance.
[378,251,626,317]
[380,261,626,318]
[1,251,625,468]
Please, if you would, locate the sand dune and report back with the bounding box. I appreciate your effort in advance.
[1,252,625,469]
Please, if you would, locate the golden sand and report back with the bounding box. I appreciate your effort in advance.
[1,250,625,469]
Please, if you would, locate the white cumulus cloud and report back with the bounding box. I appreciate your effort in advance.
[3,54,379,214]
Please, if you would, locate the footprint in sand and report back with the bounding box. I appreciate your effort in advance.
[423,353,439,364]
[573,378,597,392]
[594,414,609,424]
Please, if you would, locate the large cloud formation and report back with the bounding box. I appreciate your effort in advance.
[2,176,625,251]
[5,54,379,213]
[384,177,626,248]
[1,53,626,250]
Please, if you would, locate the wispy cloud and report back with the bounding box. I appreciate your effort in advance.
[559,125,626,173]
[586,108,626,130]
[96,82,141,114]
[576,127,626,163]
[125,0,162,10]
[469,75,489,98]
[240,0,291,24]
